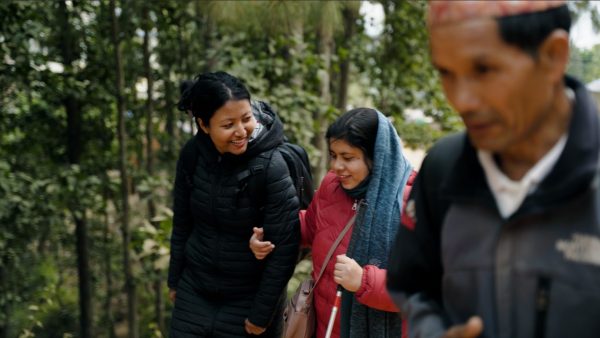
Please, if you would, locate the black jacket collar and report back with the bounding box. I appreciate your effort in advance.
[441,76,600,218]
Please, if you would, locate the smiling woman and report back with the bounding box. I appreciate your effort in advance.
[250,108,417,338]
[168,71,301,338]
[329,138,370,190]
[198,99,255,155]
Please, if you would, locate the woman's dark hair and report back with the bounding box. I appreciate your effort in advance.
[497,4,571,57]
[326,108,379,163]
[177,71,251,126]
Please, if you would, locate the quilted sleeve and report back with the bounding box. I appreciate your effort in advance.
[355,265,399,312]
[167,140,195,289]
[247,151,301,328]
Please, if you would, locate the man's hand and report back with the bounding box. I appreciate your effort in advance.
[333,254,363,292]
[249,227,274,260]
[169,289,176,303]
[443,316,484,338]
[244,319,266,335]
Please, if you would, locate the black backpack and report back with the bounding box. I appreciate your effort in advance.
[240,141,314,210]
[182,137,314,210]
[278,142,314,209]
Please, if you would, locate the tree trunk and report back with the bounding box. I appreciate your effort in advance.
[164,68,176,159]
[0,266,8,338]
[313,25,334,185]
[154,277,165,334]
[143,4,156,219]
[57,2,92,337]
[177,12,185,74]
[176,12,195,136]
[290,16,305,90]
[104,221,116,338]
[336,4,359,112]
[74,214,92,338]
[197,0,217,73]
[103,184,116,338]
[110,1,138,337]
[143,4,165,335]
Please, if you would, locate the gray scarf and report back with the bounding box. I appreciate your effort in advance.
[340,111,412,338]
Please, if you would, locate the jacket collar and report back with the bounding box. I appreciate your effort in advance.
[441,76,600,218]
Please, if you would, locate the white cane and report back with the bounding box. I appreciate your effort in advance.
[325,289,342,338]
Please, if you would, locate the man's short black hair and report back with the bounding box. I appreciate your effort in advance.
[497,4,571,57]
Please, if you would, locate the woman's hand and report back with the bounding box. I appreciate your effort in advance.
[244,319,267,335]
[249,227,275,260]
[333,254,363,292]
[169,289,177,303]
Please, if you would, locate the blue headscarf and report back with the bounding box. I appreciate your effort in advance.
[341,110,413,337]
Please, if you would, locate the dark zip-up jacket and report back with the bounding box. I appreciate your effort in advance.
[168,102,300,337]
[387,77,600,338]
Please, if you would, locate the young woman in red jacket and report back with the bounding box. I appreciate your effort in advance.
[251,108,416,337]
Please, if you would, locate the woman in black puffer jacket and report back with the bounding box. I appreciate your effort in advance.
[168,71,300,337]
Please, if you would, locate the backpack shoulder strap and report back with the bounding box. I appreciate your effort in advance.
[423,132,465,227]
[276,143,314,208]
[239,148,276,210]
[236,153,269,184]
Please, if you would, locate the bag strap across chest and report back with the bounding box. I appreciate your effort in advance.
[310,213,357,296]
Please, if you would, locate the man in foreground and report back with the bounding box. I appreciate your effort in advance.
[387,1,600,337]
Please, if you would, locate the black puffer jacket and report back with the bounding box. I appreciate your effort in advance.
[168,102,300,337]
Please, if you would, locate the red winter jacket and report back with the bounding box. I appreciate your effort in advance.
[300,170,416,338]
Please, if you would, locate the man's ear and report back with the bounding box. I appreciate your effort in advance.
[538,29,569,83]
[198,118,209,134]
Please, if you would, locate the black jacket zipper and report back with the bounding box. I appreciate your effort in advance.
[534,276,551,338]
